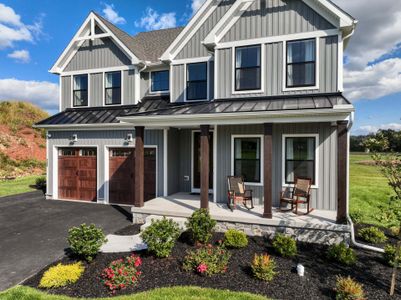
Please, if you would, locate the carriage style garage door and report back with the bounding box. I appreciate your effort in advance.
[109,148,156,205]
[58,148,97,201]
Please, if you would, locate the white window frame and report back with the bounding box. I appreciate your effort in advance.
[71,74,90,108]
[232,44,265,95]
[283,37,320,92]
[230,134,264,186]
[149,70,170,95]
[183,58,211,102]
[282,133,319,189]
[103,70,123,107]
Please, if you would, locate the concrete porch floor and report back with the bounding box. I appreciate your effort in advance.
[132,192,349,232]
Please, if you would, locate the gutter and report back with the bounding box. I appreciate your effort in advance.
[346,111,384,253]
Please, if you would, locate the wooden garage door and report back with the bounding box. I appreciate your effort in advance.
[58,148,97,201]
[109,148,156,205]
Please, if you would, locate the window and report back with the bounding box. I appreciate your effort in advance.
[233,137,262,183]
[73,75,88,107]
[187,62,207,101]
[286,39,316,88]
[81,148,97,157]
[285,136,316,184]
[151,70,169,92]
[235,45,261,91]
[59,149,76,156]
[105,71,121,105]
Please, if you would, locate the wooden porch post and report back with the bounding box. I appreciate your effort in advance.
[337,121,348,223]
[200,125,210,209]
[134,126,145,207]
[263,123,273,219]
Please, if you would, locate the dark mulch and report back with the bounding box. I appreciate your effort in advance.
[113,224,141,236]
[354,223,399,247]
[24,231,401,300]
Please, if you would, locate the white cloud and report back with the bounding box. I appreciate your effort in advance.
[191,0,206,15]
[355,123,401,135]
[135,8,176,31]
[0,78,59,111]
[7,49,30,63]
[0,3,43,49]
[102,3,126,25]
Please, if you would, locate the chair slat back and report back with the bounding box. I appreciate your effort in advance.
[228,176,245,194]
[294,178,312,197]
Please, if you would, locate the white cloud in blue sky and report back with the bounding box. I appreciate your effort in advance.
[7,49,30,63]
[102,3,126,25]
[135,7,176,31]
[191,0,206,15]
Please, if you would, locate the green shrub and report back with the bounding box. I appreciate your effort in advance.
[67,224,107,262]
[383,244,401,267]
[35,176,46,191]
[183,244,231,276]
[272,234,297,257]
[140,217,181,258]
[39,262,84,288]
[358,227,387,244]
[327,242,356,266]
[389,226,400,237]
[223,229,248,249]
[186,209,216,244]
[251,254,277,282]
[335,275,365,300]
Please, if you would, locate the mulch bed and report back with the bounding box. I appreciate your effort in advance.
[24,231,401,299]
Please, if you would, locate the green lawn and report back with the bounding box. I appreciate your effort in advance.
[0,175,42,197]
[349,152,394,227]
[0,286,268,300]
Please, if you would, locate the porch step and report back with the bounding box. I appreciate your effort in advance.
[100,234,147,253]
[140,215,188,232]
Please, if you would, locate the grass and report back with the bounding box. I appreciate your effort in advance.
[0,285,268,300]
[0,175,42,197]
[349,152,395,227]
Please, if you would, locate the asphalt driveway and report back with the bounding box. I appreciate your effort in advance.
[0,191,132,291]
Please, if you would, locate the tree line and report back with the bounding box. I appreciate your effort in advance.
[351,129,401,152]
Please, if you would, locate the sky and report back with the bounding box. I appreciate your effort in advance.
[0,0,400,135]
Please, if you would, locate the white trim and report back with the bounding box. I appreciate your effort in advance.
[103,70,123,107]
[171,56,213,65]
[52,145,100,202]
[183,58,211,102]
[230,134,264,186]
[338,33,344,92]
[58,76,62,112]
[149,69,170,95]
[60,65,136,76]
[121,70,125,105]
[88,73,91,106]
[215,29,339,49]
[104,144,158,204]
[214,50,219,99]
[76,33,111,41]
[46,133,49,196]
[160,0,216,61]
[281,133,319,189]
[302,0,354,28]
[282,37,320,92]
[135,67,141,104]
[163,128,168,197]
[232,44,265,95]
[213,124,218,202]
[191,129,214,194]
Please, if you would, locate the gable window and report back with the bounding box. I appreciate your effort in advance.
[286,39,316,88]
[284,136,316,184]
[232,136,262,184]
[105,71,121,105]
[187,62,207,101]
[235,45,261,91]
[73,75,88,107]
[151,70,169,92]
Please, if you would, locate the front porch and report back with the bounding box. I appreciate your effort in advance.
[132,192,350,244]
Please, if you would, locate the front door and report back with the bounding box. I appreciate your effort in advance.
[192,131,213,193]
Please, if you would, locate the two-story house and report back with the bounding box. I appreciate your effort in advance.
[36,0,356,229]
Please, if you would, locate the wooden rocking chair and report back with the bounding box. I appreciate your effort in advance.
[280,178,314,215]
[227,176,254,211]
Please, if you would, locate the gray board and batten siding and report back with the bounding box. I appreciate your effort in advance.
[47,130,165,201]
[215,36,338,99]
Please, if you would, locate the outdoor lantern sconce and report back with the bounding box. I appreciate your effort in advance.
[70,134,78,143]
[126,133,134,143]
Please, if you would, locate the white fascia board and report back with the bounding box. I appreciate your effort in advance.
[117,108,354,127]
[159,0,216,61]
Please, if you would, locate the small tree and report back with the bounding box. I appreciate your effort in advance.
[365,135,401,296]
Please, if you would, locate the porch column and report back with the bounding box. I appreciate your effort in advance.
[134,126,144,207]
[337,121,348,223]
[263,123,273,219]
[200,125,210,209]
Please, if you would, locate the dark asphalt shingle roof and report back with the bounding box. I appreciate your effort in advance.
[94,12,183,62]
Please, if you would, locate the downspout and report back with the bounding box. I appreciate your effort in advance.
[346,112,384,253]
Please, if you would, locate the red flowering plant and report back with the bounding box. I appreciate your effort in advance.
[183,243,231,276]
[100,254,142,292]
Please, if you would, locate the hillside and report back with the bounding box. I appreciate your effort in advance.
[0,101,49,179]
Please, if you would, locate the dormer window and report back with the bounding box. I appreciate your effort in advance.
[73,74,88,107]
[151,70,169,93]
[235,45,261,91]
[105,71,121,105]
[286,39,316,88]
[187,62,208,101]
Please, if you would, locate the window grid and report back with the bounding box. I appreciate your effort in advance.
[286,39,316,88]
[235,45,261,91]
[73,75,88,107]
[186,62,208,101]
[105,71,121,106]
